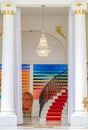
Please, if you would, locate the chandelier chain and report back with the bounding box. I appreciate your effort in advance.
[42,5,45,33]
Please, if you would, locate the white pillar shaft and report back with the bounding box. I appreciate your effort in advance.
[1,15,15,112]
[68,9,75,124]
[14,8,23,124]
[74,14,87,111]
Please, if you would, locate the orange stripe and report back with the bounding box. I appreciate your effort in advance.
[22,71,30,73]
[22,83,29,85]
[22,73,29,75]
[22,80,29,82]
[22,76,30,79]
[22,70,29,72]
[22,86,29,88]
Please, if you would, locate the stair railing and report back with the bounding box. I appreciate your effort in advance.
[39,69,68,117]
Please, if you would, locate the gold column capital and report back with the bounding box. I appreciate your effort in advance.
[1,3,16,15]
[71,2,87,15]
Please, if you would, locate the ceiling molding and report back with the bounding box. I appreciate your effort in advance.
[0,0,87,7]
[0,0,88,7]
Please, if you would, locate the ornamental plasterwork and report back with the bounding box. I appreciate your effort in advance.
[71,2,87,12]
[1,3,16,13]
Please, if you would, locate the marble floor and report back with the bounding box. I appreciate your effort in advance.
[23,117,63,128]
[0,117,88,130]
[0,126,88,130]
[20,117,88,130]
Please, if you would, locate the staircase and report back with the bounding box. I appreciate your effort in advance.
[39,69,68,123]
[46,88,67,122]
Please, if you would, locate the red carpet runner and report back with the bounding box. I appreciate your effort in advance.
[46,88,68,121]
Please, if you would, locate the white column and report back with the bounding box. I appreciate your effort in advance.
[0,3,17,127]
[71,3,88,127]
[14,8,23,125]
[68,8,75,124]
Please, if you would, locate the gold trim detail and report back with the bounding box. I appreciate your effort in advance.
[55,26,65,39]
[82,97,88,111]
[75,10,86,14]
[3,10,15,15]
[5,4,12,7]
[76,3,82,7]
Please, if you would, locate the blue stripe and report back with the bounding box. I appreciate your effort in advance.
[22,64,30,70]
[0,64,2,70]
[22,68,30,70]
[33,64,67,70]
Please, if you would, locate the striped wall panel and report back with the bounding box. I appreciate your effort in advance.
[33,64,67,99]
[22,64,30,93]
[0,64,30,99]
[0,64,68,100]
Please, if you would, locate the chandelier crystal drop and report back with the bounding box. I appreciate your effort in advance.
[37,33,50,57]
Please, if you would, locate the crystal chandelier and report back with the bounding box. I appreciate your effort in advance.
[37,5,50,57]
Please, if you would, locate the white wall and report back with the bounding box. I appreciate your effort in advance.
[32,100,39,117]
[21,16,68,64]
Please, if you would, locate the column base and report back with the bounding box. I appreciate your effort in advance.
[71,111,88,127]
[0,112,17,127]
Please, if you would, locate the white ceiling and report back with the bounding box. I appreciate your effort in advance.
[21,7,68,16]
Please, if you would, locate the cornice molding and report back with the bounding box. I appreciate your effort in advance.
[0,0,87,7]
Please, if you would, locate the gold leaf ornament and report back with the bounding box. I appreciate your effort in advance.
[55,26,65,39]
[5,4,12,7]
[82,97,88,111]
[76,3,82,7]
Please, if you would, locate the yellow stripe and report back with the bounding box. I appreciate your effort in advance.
[22,88,29,90]
[34,80,50,82]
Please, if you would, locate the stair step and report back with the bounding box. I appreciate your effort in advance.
[55,99,67,102]
[57,97,67,100]
[46,116,61,121]
[47,113,61,116]
[61,93,67,95]
[50,106,63,109]
[48,109,62,112]
[40,86,68,123]
[57,96,67,99]
[52,102,65,106]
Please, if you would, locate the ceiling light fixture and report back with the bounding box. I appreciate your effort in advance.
[37,5,50,57]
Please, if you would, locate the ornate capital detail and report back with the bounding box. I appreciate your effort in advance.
[76,3,82,7]
[1,3,16,15]
[71,3,87,15]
